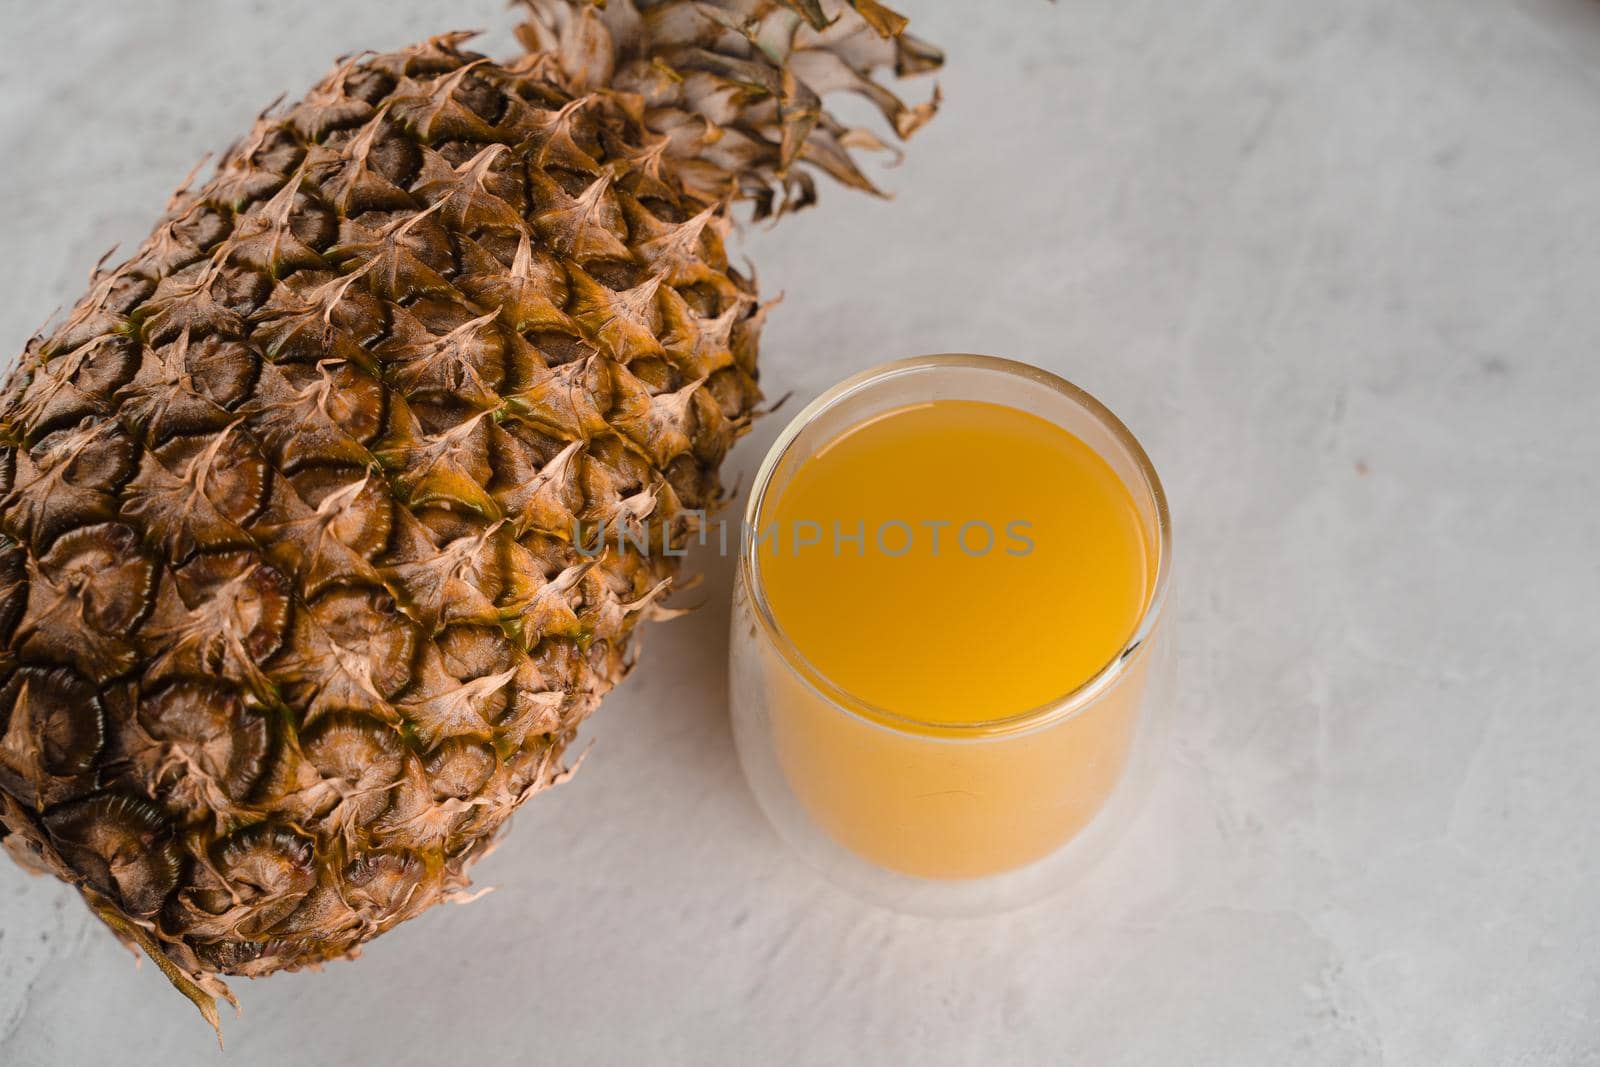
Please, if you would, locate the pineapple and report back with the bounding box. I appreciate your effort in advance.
[0,0,938,1034]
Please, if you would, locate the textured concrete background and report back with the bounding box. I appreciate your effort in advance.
[3,1,1600,1064]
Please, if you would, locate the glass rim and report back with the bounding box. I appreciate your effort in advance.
[739,353,1173,739]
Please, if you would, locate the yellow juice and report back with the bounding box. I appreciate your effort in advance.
[754,398,1156,879]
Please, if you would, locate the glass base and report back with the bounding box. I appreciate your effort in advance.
[730,591,1175,917]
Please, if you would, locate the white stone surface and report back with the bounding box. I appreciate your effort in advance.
[2,0,1599,1063]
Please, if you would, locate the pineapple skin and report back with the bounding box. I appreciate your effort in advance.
[0,0,937,1028]
[0,36,763,1012]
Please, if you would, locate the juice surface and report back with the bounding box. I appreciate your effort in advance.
[758,399,1150,727]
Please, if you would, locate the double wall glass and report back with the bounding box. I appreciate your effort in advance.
[728,355,1173,912]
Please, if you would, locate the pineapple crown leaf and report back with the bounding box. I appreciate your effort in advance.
[514,0,941,216]
[782,0,908,37]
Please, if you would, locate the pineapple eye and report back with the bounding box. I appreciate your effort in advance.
[43,794,180,918]
[0,667,104,781]
[424,739,497,800]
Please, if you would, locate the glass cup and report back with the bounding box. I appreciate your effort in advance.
[728,355,1173,913]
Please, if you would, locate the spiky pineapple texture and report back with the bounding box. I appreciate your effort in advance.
[0,0,936,1033]
[517,0,942,215]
